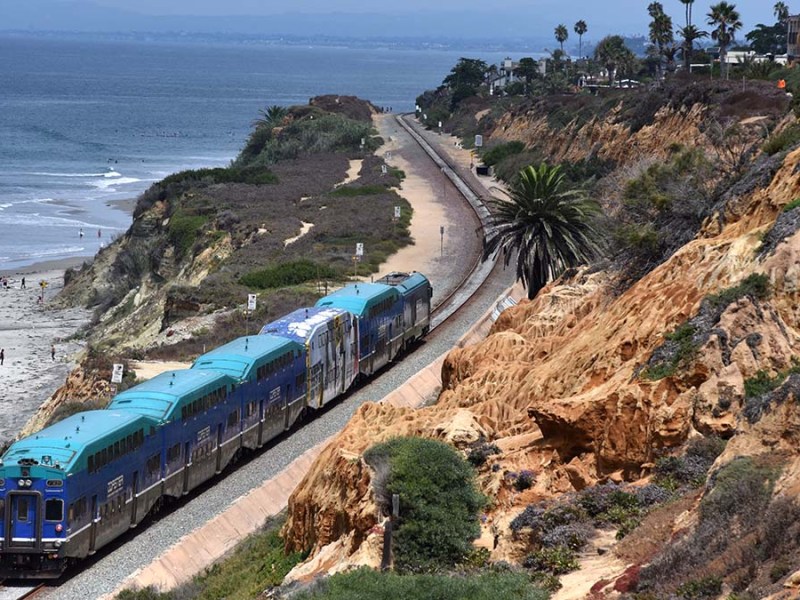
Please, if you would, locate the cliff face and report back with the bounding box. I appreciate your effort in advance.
[282,83,800,588]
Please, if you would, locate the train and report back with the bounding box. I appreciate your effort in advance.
[0,272,432,578]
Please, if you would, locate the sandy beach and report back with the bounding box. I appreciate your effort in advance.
[0,259,90,442]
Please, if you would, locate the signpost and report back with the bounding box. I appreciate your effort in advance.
[474,134,483,147]
[246,294,257,334]
[381,164,388,175]
[111,363,124,384]
[393,206,401,221]
[38,280,48,304]
[354,243,364,278]
[440,226,445,256]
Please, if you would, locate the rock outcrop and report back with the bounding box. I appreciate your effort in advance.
[282,85,800,589]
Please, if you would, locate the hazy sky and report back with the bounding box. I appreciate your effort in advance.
[86,0,775,27]
[1,0,780,40]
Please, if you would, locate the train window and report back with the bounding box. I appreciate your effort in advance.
[227,410,239,428]
[88,455,95,473]
[181,406,187,420]
[146,454,160,475]
[68,503,74,521]
[295,372,305,387]
[114,441,120,459]
[167,444,180,462]
[17,498,28,522]
[45,499,63,521]
[101,448,108,467]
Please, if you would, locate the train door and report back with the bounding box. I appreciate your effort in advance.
[7,492,40,549]
[215,424,223,473]
[182,441,191,494]
[257,399,265,446]
[309,363,322,408]
[130,471,139,526]
[89,495,98,554]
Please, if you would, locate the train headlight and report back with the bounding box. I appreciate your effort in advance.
[25,479,31,487]
[18,479,24,487]
[55,524,63,533]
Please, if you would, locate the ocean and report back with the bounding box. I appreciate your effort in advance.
[0,35,513,271]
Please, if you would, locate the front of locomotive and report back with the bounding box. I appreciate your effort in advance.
[0,451,71,578]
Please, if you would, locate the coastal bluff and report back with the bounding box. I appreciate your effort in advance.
[280,80,800,596]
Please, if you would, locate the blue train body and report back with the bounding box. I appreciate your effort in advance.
[0,271,431,578]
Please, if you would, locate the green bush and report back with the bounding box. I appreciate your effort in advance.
[762,123,800,155]
[161,166,277,187]
[292,567,549,600]
[240,260,339,290]
[481,141,526,167]
[676,575,722,599]
[329,184,388,197]
[706,273,771,309]
[364,437,485,573]
[744,361,800,399]
[783,198,800,212]
[642,323,698,381]
[523,546,579,575]
[168,211,208,257]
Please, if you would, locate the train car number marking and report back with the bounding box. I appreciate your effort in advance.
[197,425,211,443]
[107,474,124,496]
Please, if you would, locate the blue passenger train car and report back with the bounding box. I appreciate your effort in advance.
[261,307,358,408]
[0,271,432,578]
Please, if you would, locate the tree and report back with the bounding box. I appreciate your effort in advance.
[594,35,636,83]
[442,58,489,109]
[574,20,588,59]
[678,24,709,71]
[746,22,787,54]
[680,0,695,27]
[482,164,604,300]
[253,105,288,129]
[555,24,569,53]
[648,2,676,75]
[442,57,489,91]
[513,57,540,93]
[708,2,742,79]
[775,1,789,23]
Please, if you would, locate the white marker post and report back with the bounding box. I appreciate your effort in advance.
[355,243,364,278]
[247,293,257,335]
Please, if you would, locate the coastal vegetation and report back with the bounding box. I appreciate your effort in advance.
[482,163,604,300]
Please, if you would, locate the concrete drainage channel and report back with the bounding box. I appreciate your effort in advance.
[49,117,514,600]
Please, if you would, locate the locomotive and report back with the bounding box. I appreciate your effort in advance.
[0,272,432,578]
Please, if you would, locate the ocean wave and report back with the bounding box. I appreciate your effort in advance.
[29,171,119,178]
[91,176,142,190]
[7,245,87,261]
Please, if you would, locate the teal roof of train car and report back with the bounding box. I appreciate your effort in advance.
[1,410,154,475]
[108,369,234,422]
[315,283,399,316]
[192,334,302,381]
[395,272,430,294]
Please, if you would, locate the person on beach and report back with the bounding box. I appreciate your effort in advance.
[0,349,4,366]
[21,277,25,289]
[79,228,84,239]
[51,345,56,361]
[98,228,102,238]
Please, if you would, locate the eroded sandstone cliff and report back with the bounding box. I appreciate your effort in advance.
[282,82,800,594]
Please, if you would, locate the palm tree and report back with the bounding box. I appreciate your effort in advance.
[775,1,789,23]
[679,24,709,71]
[574,20,588,59]
[482,164,604,300]
[555,24,569,54]
[708,2,742,79]
[648,3,675,76]
[680,0,695,27]
[253,105,288,129]
[594,35,636,84]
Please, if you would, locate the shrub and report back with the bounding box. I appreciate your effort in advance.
[168,211,208,257]
[363,437,485,573]
[676,575,722,599]
[329,184,388,197]
[239,260,339,290]
[700,457,777,526]
[514,470,536,492]
[642,323,699,381]
[291,568,550,600]
[481,141,526,167]
[466,440,501,467]
[783,198,800,213]
[652,436,725,491]
[705,273,771,309]
[523,546,579,575]
[762,123,800,155]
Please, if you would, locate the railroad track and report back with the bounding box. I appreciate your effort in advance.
[42,110,511,600]
[0,583,45,600]
[394,113,498,330]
